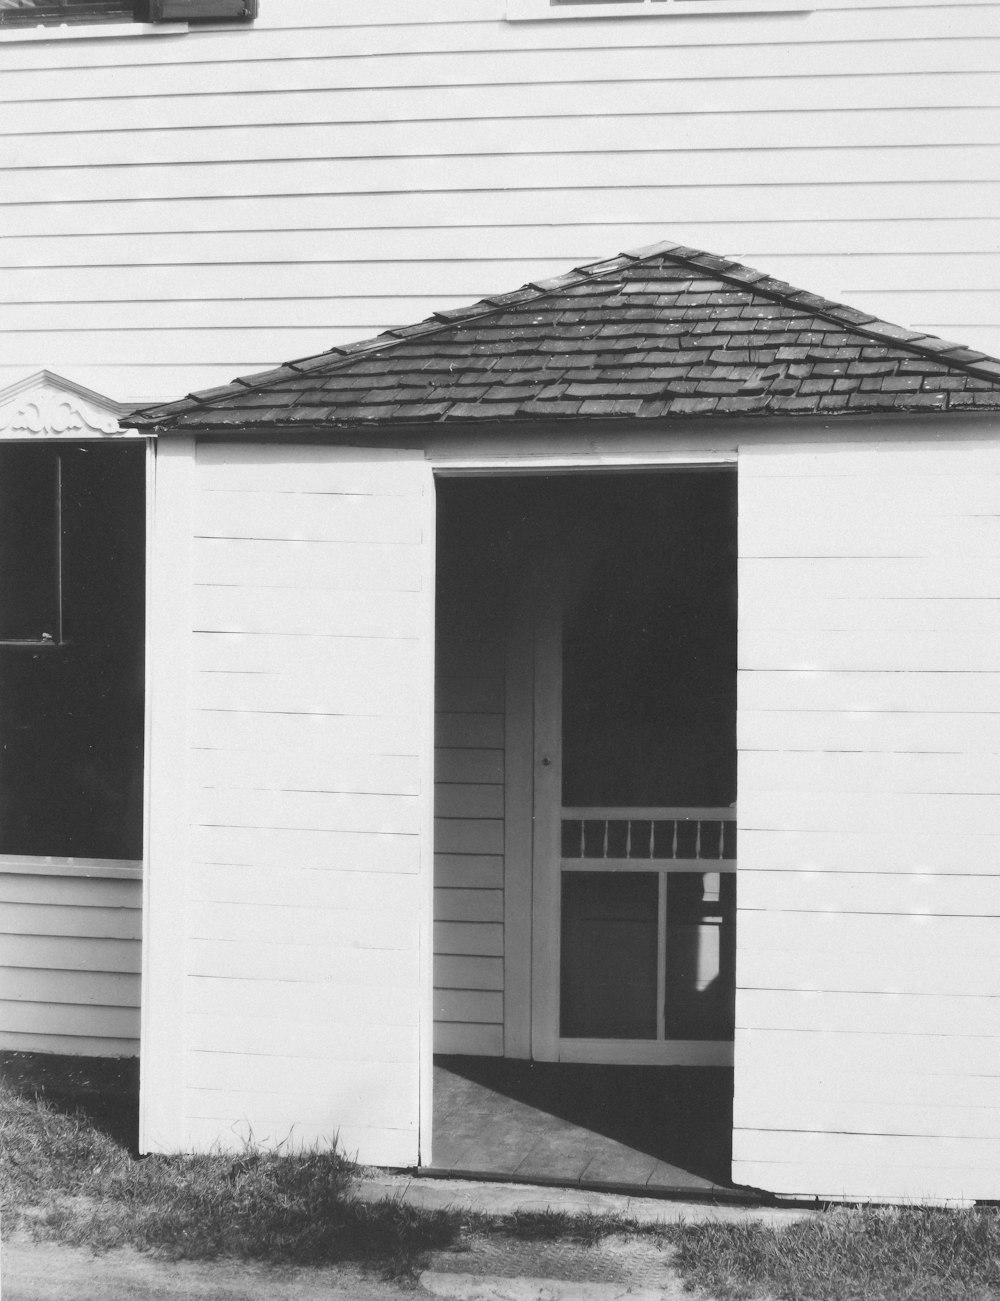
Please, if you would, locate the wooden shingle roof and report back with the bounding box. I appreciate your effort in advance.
[133,242,1000,431]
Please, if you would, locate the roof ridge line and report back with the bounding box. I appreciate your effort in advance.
[129,240,1000,423]
[655,245,1000,383]
[292,247,643,362]
[130,249,660,420]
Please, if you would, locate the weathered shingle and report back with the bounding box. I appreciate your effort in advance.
[131,242,1000,431]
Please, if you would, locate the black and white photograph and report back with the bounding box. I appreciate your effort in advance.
[1,2,999,1297]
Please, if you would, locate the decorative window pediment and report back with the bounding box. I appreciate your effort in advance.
[0,372,133,440]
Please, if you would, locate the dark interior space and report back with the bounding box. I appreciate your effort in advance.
[434,472,737,1189]
[0,442,145,860]
[558,473,736,810]
[436,470,737,810]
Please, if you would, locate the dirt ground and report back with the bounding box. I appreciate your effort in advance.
[1,1236,430,1301]
[2,1236,699,1301]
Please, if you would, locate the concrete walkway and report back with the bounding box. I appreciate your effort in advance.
[2,1241,692,1301]
[367,1172,809,1300]
[354,1171,810,1225]
[420,1273,690,1300]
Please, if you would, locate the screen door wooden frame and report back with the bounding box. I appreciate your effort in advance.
[528,563,735,1068]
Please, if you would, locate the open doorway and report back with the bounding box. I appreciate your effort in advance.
[432,470,737,1190]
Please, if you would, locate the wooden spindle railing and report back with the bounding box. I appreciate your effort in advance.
[560,806,736,868]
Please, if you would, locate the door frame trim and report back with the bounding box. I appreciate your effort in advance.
[559,1038,735,1067]
[530,592,563,1061]
[503,607,535,1060]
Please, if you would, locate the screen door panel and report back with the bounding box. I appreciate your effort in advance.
[560,869,660,1039]
[559,810,736,1046]
[535,472,737,1064]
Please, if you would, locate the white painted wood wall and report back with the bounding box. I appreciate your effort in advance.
[141,440,435,1165]
[2,0,999,404]
[735,429,1000,1202]
[0,861,141,1056]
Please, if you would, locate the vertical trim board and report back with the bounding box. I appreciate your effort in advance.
[140,435,194,1152]
[502,610,533,1058]
[530,595,562,1062]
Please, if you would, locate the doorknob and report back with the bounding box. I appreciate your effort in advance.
[541,756,552,767]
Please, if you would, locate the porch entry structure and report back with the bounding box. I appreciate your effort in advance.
[433,471,737,1070]
[133,243,1000,1201]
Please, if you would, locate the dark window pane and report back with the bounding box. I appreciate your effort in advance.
[675,820,699,858]
[0,445,59,642]
[560,871,658,1039]
[582,819,606,857]
[561,819,584,858]
[663,873,736,1041]
[0,1,134,26]
[561,474,736,809]
[698,820,723,858]
[0,444,145,859]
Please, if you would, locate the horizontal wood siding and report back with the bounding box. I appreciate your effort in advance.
[179,443,433,1163]
[735,437,1000,1202]
[1,0,998,401]
[0,869,140,1056]
[434,576,506,1058]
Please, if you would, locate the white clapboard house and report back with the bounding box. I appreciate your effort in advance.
[2,0,1000,1205]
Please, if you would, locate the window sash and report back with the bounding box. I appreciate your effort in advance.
[0,0,255,24]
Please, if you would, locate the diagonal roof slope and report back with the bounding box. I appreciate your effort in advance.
[133,242,1000,431]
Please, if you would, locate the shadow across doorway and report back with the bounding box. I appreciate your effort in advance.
[433,1055,734,1194]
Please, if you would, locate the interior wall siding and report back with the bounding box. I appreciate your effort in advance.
[734,434,1000,1202]
[1,0,998,402]
[433,626,506,1058]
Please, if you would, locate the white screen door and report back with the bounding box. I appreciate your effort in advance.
[529,472,736,1066]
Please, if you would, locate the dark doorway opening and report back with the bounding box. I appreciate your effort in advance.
[433,470,737,1191]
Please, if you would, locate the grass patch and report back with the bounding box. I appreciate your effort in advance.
[0,1066,658,1277]
[5,1054,1000,1298]
[0,1071,460,1274]
[671,1208,1000,1301]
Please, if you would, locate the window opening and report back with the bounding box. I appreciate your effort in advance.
[0,445,61,646]
[0,443,146,860]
